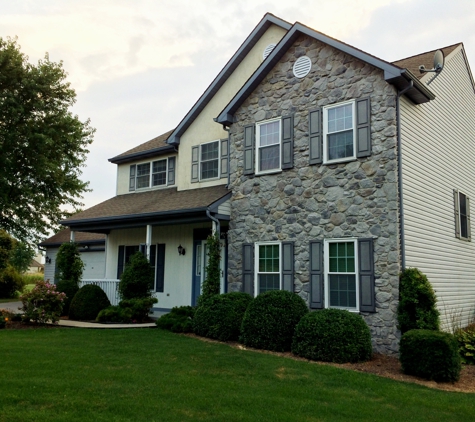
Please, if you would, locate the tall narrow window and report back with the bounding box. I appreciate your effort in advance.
[325,240,358,310]
[256,119,281,173]
[455,190,471,241]
[152,159,167,186]
[256,243,280,294]
[200,141,219,180]
[323,101,355,163]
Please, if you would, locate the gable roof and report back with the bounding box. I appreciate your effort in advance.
[29,259,44,269]
[216,21,435,125]
[393,44,461,80]
[61,186,231,233]
[39,229,106,247]
[166,13,291,145]
[109,129,175,164]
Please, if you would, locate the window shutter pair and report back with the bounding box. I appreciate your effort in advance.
[129,157,176,190]
[308,97,371,165]
[243,115,294,175]
[309,238,375,312]
[241,242,294,297]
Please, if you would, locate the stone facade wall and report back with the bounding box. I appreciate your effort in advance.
[226,35,401,355]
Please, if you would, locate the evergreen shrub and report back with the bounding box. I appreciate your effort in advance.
[0,266,24,298]
[399,329,461,382]
[397,268,440,334]
[193,292,253,341]
[156,306,195,333]
[455,325,475,365]
[69,284,111,321]
[119,297,158,322]
[292,309,372,363]
[240,290,308,352]
[96,306,133,323]
[118,252,154,300]
[56,279,79,316]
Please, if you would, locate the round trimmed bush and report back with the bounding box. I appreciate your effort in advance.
[56,279,79,316]
[156,306,195,333]
[240,290,308,352]
[193,292,253,341]
[400,329,461,382]
[292,309,372,363]
[69,284,111,321]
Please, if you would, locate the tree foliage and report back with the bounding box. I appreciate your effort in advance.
[0,230,14,272]
[9,240,35,273]
[56,242,84,285]
[0,37,95,243]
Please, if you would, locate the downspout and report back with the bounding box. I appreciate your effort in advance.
[206,209,220,237]
[397,80,413,271]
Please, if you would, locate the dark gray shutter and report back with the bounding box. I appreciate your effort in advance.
[467,195,471,241]
[117,246,125,279]
[139,243,146,255]
[156,244,165,292]
[191,146,199,182]
[309,240,323,309]
[358,238,375,312]
[454,190,460,238]
[129,165,136,191]
[356,97,371,158]
[242,243,254,296]
[309,108,322,165]
[243,125,255,175]
[167,157,176,186]
[220,138,229,179]
[281,241,294,292]
[281,115,294,169]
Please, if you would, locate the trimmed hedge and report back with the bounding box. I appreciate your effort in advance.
[156,306,195,333]
[193,292,253,341]
[119,297,158,322]
[292,309,372,363]
[69,284,111,321]
[56,279,79,316]
[240,290,308,352]
[399,329,461,382]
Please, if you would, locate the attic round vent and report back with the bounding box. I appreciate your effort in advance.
[293,56,312,78]
[263,44,276,60]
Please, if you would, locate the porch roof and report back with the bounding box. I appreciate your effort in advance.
[39,228,106,247]
[61,185,231,233]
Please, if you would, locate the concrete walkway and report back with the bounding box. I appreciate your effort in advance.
[0,301,22,313]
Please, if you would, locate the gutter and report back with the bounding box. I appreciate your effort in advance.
[396,80,413,271]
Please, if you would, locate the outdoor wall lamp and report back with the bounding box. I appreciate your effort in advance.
[177,245,186,256]
[45,256,52,264]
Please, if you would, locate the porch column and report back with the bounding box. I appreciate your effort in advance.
[211,221,217,235]
[70,230,75,242]
[146,225,152,261]
[103,233,108,278]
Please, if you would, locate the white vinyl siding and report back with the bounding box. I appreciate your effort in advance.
[400,46,475,330]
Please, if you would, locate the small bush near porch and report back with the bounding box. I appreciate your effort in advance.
[1,329,474,421]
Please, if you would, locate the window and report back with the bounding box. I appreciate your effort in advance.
[323,100,356,163]
[325,239,358,311]
[152,160,167,186]
[129,157,175,191]
[455,190,471,241]
[136,163,150,189]
[255,243,281,295]
[256,119,281,173]
[200,141,219,180]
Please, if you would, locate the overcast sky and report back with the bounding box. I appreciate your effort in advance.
[2,0,475,213]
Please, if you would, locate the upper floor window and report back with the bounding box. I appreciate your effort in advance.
[129,156,175,192]
[256,118,281,174]
[200,141,219,180]
[454,190,471,241]
[323,100,356,163]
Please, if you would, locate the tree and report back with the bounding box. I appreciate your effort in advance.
[9,240,35,273]
[0,230,14,272]
[118,252,154,300]
[0,37,95,243]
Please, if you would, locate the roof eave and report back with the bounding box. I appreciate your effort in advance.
[108,145,176,164]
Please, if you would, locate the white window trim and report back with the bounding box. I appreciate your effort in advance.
[134,158,172,191]
[254,241,281,297]
[323,100,356,165]
[199,140,221,181]
[324,238,359,312]
[255,117,282,175]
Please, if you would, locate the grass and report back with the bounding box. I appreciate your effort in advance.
[0,328,474,422]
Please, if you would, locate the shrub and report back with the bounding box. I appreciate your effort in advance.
[397,268,440,334]
[399,329,461,382]
[0,314,5,329]
[69,284,111,321]
[292,309,372,363]
[56,279,79,316]
[119,252,154,300]
[119,297,158,322]
[20,273,44,285]
[20,281,66,324]
[56,242,84,285]
[97,306,133,323]
[240,290,308,352]
[193,292,253,341]
[156,306,195,333]
[0,266,24,298]
[455,326,475,365]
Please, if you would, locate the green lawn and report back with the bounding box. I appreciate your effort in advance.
[0,328,473,422]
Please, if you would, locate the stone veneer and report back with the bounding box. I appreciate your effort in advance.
[226,35,401,355]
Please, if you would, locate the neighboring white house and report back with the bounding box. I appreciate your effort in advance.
[55,13,475,354]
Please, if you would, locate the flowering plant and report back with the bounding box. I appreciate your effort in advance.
[20,281,66,324]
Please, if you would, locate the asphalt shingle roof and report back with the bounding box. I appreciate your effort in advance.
[39,229,106,246]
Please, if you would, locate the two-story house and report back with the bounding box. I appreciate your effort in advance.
[53,14,475,355]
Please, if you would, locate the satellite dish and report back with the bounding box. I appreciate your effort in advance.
[419,49,445,74]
